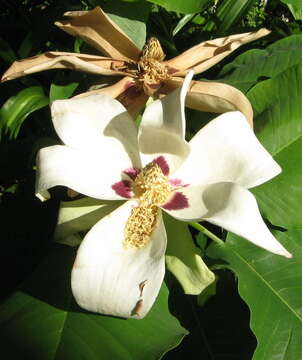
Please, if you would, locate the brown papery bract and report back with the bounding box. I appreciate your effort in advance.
[1,6,271,125]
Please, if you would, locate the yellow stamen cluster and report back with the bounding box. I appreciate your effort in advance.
[141,37,166,61]
[138,38,170,86]
[124,163,173,249]
[138,58,169,85]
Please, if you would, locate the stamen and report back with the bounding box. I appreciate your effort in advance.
[120,38,170,94]
[141,38,166,61]
[138,58,169,85]
[124,162,173,249]
[124,205,158,249]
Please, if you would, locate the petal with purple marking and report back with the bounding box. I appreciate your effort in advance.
[161,191,189,210]
[36,145,132,201]
[153,156,170,176]
[112,180,133,199]
[164,182,292,258]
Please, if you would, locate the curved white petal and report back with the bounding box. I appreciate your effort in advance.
[71,201,167,319]
[164,182,292,258]
[174,111,281,188]
[51,94,141,168]
[36,145,134,201]
[138,72,194,174]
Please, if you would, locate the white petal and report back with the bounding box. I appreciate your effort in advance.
[164,182,292,258]
[51,94,141,168]
[174,111,281,188]
[36,145,134,201]
[71,201,167,319]
[138,72,194,174]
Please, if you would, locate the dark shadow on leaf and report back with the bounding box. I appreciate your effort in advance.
[20,244,127,320]
[164,270,256,360]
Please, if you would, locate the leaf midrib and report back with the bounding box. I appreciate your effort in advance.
[271,130,302,158]
[227,244,302,323]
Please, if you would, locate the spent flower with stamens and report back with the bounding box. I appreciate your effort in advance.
[1,7,271,124]
[35,72,292,319]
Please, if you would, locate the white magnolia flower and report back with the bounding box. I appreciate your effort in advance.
[36,72,291,319]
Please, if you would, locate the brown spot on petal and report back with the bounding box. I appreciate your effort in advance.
[131,299,144,316]
[139,280,147,297]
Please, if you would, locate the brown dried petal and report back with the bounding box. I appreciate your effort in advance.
[164,28,270,75]
[74,76,135,99]
[161,77,253,127]
[118,86,149,118]
[74,76,148,118]
[56,7,141,62]
[1,52,127,82]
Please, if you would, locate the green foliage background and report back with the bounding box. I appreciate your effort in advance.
[1,0,302,359]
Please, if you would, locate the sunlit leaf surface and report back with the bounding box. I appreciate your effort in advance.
[219,35,302,92]
[248,64,302,229]
[0,86,49,139]
[147,0,209,14]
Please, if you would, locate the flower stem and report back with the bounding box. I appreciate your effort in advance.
[189,222,225,246]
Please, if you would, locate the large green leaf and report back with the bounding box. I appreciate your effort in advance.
[203,0,258,33]
[281,0,302,20]
[219,35,302,92]
[207,230,302,360]
[0,245,187,360]
[104,0,152,49]
[247,64,302,229]
[147,0,210,14]
[49,82,79,102]
[0,86,49,139]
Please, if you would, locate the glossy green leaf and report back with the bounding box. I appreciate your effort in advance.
[247,64,302,229]
[104,0,152,49]
[203,0,257,33]
[281,0,302,20]
[172,14,195,37]
[219,35,302,92]
[147,0,210,14]
[207,230,302,360]
[197,276,217,307]
[164,214,215,295]
[49,82,79,102]
[0,86,49,139]
[0,245,187,360]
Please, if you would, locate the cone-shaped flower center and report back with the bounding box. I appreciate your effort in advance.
[137,38,169,86]
[124,162,173,249]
